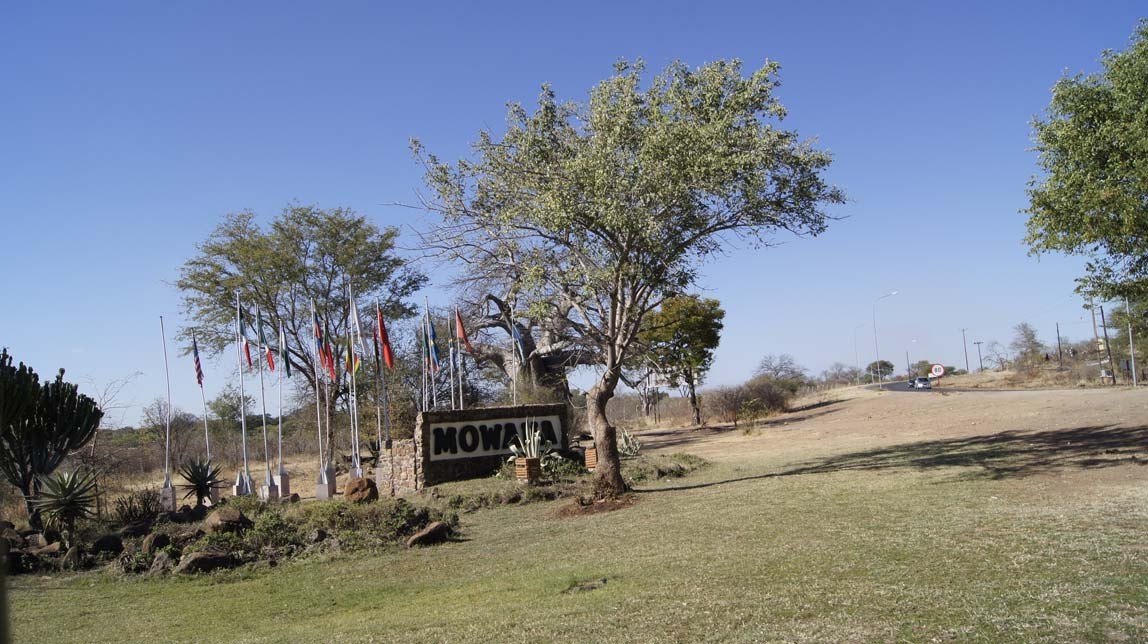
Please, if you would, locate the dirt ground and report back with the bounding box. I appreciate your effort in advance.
[638,385,1148,497]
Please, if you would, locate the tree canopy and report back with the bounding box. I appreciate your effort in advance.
[1025,20,1148,299]
[637,295,725,425]
[417,59,843,497]
[177,205,426,395]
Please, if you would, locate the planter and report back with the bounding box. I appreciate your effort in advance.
[584,446,598,471]
[515,457,542,484]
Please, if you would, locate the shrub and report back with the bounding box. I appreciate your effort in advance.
[177,458,224,507]
[113,488,162,525]
[33,470,100,544]
[623,453,709,484]
[618,428,642,458]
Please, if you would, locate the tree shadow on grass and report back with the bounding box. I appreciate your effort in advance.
[637,424,1148,493]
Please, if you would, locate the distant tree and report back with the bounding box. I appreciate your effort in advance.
[1024,21,1148,300]
[706,385,748,428]
[176,205,426,401]
[1010,323,1045,372]
[821,362,860,384]
[416,59,843,498]
[865,360,895,380]
[755,354,806,381]
[0,350,102,528]
[983,341,1010,370]
[141,399,200,465]
[635,295,725,426]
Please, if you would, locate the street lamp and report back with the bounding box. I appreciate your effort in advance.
[906,338,917,379]
[873,290,898,388]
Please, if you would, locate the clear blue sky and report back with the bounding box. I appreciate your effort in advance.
[1,2,1142,425]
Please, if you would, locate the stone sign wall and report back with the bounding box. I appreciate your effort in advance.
[375,403,569,492]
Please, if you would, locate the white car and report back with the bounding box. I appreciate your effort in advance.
[910,377,932,390]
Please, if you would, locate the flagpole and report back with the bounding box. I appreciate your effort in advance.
[192,332,211,461]
[234,292,253,496]
[158,316,176,511]
[276,322,290,497]
[425,297,438,410]
[255,328,277,500]
[310,300,328,495]
[347,284,362,479]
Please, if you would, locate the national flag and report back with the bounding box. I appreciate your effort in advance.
[257,310,275,371]
[279,323,291,379]
[191,333,205,386]
[375,299,394,370]
[238,308,253,369]
[507,315,527,361]
[425,300,441,372]
[455,306,475,354]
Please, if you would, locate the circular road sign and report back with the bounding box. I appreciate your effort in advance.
[929,364,945,378]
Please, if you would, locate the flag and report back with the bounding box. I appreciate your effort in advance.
[507,316,527,361]
[191,334,205,386]
[345,337,360,374]
[257,310,275,371]
[376,299,394,370]
[425,300,441,372]
[455,306,475,354]
[279,323,291,379]
[238,308,253,369]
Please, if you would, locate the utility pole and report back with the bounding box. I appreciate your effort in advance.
[1055,322,1063,367]
[905,349,911,379]
[973,341,984,371]
[1089,296,1103,379]
[1126,298,1138,387]
[1099,304,1117,385]
[961,328,970,373]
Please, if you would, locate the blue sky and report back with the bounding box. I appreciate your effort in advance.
[1,2,1142,425]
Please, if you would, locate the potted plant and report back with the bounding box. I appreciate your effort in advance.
[509,419,549,484]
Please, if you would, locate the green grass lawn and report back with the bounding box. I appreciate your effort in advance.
[10,423,1148,642]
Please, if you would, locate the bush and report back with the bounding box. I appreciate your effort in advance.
[623,453,709,484]
[113,489,162,525]
[298,498,450,551]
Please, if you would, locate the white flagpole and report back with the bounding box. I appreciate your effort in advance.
[192,331,211,461]
[347,284,362,479]
[310,300,326,481]
[159,316,173,490]
[255,312,276,499]
[234,292,252,496]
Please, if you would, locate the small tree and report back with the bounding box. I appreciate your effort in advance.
[636,295,725,426]
[1010,323,1045,373]
[755,354,806,381]
[0,350,103,528]
[866,360,895,381]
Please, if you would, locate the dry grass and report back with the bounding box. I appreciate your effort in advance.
[10,386,1148,642]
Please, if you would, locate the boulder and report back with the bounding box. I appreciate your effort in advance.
[61,545,82,571]
[204,508,252,535]
[141,532,171,555]
[280,493,301,504]
[148,550,174,575]
[307,528,328,544]
[119,520,152,538]
[344,477,379,504]
[30,542,61,557]
[92,534,124,555]
[173,550,235,575]
[405,521,452,548]
[2,528,25,549]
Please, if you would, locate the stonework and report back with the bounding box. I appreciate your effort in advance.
[374,403,568,493]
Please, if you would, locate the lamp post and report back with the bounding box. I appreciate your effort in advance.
[873,291,898,389]
[853,323,866,385]
[906,339,917,380]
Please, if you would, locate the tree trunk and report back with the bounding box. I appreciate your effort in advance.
[588,379,626,499]
[21,479,42,530]
[687,376,700,426]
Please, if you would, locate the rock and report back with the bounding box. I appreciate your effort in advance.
[405,521,452,548]
[30,542,61,556]
[307,528,328,544]
[92,534,124,555]
[204,508,252,535]
[61,545,82,571]
[2,528,25,549]
[0,520,13,531]
[148,550,173,575]
[282,493,300,504]
[26,533,48,549]
[119,520,152,538]
[141,532,171,555]
[344,477,379,503]
[173,550,235,575]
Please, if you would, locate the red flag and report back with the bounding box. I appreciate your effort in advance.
[376,300,394,369]
[455,306,475,354]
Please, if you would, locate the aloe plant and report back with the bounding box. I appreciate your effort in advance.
[509,419,552,461]
[32,470,99,544]
[178,457,224,507]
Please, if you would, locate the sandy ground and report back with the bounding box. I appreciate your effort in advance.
[638,385,1148,497]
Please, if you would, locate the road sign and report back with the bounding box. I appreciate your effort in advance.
[929,364,945,378]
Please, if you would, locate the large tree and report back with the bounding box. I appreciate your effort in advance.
[0,350,103,528]
[416,59,843,497]
[633,295,725,426]
[177,205,427,399]
[1025,21,1148,299]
